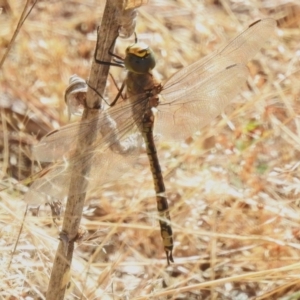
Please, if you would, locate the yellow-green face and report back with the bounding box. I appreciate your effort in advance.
[124,42,156,74]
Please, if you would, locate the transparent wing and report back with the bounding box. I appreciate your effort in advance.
[27,19,276,204]
[162,19,275,93]
[156,64,249,139]
[157,18,276,139]
[27,99,147,204]
[25,132,144,204]
[33,96,144,162]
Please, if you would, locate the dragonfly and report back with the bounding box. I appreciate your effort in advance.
[25,18,276,264]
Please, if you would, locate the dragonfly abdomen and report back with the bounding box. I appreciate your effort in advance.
[141,106,174,264]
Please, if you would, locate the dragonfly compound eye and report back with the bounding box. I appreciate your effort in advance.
[124,42,156,74]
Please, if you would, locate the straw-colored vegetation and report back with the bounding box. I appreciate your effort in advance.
[1,0,300,299]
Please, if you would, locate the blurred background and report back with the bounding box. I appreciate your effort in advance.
[1,0,300,299]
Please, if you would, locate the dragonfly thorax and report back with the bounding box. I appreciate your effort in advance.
[124,42,156,74]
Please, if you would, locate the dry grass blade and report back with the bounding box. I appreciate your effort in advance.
[0,0,37,69]
[7,205,28,269]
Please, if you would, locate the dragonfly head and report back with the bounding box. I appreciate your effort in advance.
[124,42,156,74]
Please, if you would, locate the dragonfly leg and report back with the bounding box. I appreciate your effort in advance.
[85,80,109,106]
[109,73,126,101]
[94,25,124,68]
[86,79,125,108]
[92,26,129,107]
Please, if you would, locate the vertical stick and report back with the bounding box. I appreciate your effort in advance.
[46,1,124,299]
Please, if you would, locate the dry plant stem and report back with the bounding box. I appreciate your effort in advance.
[46,1,125,299]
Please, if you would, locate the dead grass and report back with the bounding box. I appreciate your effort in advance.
[1,0,300,299]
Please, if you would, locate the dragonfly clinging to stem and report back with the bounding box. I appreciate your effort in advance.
[26,18,276,264]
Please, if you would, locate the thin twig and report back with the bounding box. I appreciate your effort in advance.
[45,1,125,299]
